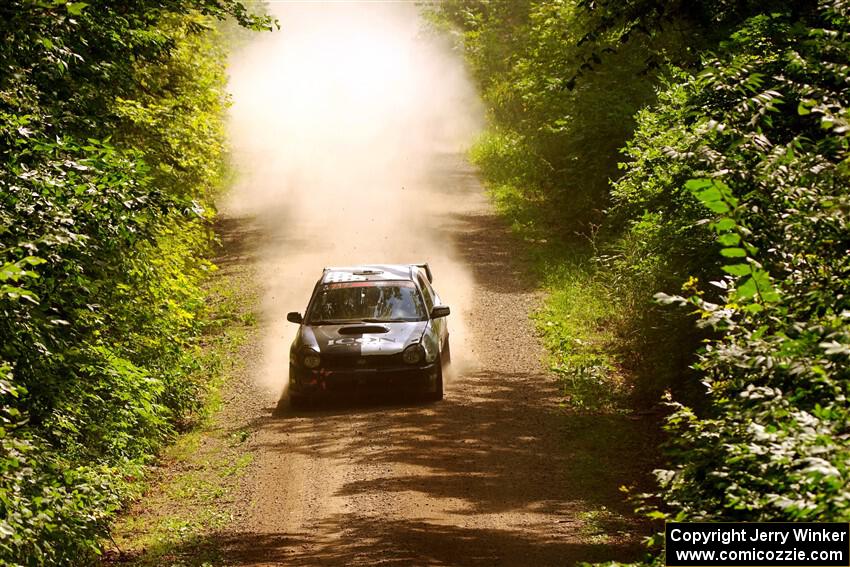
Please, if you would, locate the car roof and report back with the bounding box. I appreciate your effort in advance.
[320,264,421,284]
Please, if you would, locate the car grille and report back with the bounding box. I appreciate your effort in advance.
[321,353,404,370]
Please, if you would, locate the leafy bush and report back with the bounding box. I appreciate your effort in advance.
[642,2,850,524]
[436,0,659,231]
[0,2,272,564]
[441,0,850,563]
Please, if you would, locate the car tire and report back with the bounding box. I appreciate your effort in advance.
[427,367,444,402]
[290,393,309,410]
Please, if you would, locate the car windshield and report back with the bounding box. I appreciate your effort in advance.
[306,281,426,324]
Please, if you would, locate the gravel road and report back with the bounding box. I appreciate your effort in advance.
[210,155,653,567]
[209,5,655,564]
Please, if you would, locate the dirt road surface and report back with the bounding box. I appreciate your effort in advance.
[208,4,655,565]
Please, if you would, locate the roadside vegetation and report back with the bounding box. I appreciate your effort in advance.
[3,0,848,564]
[0,2,271,564]
[106,261,260,566]
[433,0,850,562]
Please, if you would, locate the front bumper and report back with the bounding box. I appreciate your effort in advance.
[289,361,440,397]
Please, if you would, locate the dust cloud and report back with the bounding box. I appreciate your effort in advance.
[223,2,484,397]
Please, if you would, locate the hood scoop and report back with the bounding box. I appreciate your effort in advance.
[338,324,389,335]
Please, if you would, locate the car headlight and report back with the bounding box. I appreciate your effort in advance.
[302,350,321,369]
[402,344,425,365]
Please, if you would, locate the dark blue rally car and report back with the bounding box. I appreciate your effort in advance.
[286,264,450,406]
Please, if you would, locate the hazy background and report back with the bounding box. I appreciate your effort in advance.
[223,2,484,396]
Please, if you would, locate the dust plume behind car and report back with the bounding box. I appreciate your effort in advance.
[222,2,484,398]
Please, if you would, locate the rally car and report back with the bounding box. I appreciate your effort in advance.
[286,263,451,406]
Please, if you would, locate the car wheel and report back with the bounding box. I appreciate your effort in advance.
[290,393,309,409]
[427,366,444,402]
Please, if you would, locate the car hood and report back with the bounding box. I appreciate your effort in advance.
[301,321,428,356]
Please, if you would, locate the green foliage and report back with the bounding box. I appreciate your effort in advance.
[439,0,702,406]
[468,130,551,237]
[0,2,271,564]
[443,0,850,563]
[469,130,637,413]
[524,0,845,560]
[612,0,850,560]
[436,0,660,231]
[534,262,627,413]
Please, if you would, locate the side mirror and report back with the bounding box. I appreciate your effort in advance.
[287,312,303,324]
[430,305,450,319]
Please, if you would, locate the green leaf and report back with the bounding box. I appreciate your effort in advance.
[695,186,722,203]
[761,289,781,303]
[705,201,731,214]
[66,2,88,15]
[20,256,46,267]
[718,233,741,246]
[798,99,816,115]
[713,218,736,232]
[736,276,759,300]
[752,325,769,340]
[684,178,713,192]
[720,247,747,258]
[0,285,39,303]
[722,264,751,277]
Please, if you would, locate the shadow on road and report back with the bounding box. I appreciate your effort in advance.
[213,517,643,566]
[263,372,657,512]
[232,362,658,566]
[200,157,661,566]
